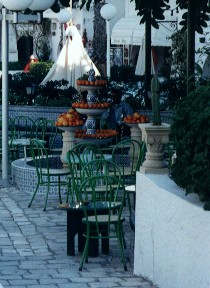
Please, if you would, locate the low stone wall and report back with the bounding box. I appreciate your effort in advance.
[134,172,210,288]
[7,105,69,122]
[6,105,70,149]
[5,106,174,123]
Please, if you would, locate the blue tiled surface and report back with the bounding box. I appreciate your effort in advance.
[11,157,69,195]
[8,105,68,148]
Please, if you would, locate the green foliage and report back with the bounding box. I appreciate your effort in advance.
[82,0,170,28]
[125,93,145,111]
[0,61,25,70]
[158,78,186,110]
[33,19,52,61]
[177,0,210,34]
[171,83,210,209]
[29,62,53,84]
[0,62,79,107]
[151,76,161,125]
[92,2,106,64]
[7,73,34,105]
[81,0,210,34]
[35,80,78,107]
[50,0,60,13]
[111,65,139,83]
[131,0,170,28]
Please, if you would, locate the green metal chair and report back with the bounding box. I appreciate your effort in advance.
[32,118,58,154]
[80,145,105,163]
[73,142,101,154]
[13,115,34,139]
[8,117,20,161]
[28,139,70,211]
[76,174,127,271]
[65,149,84,204]
[81,158,122,201]
[111,138,146,214]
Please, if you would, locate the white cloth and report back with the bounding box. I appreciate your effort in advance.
[135,36,155,76]
[41,26,100,88]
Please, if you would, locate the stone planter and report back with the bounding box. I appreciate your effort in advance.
[138,123,170,174]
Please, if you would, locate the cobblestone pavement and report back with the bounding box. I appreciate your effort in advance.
[0,184,157,288]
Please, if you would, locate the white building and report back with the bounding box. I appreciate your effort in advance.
[0,0,209,76]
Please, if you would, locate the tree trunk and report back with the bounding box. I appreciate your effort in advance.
[187,0,195,95]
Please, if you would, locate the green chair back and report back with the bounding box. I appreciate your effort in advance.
[82,159,122,201]
[28,139,69,211]
[77,174,127,271]
[32,118,58,152]
[73,142,101,154]
[111,138,143,185]
[13,115,34,139]
[80,145,105,163]
[65,149,84,203]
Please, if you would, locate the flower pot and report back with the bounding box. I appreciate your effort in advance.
[139,123,170,174]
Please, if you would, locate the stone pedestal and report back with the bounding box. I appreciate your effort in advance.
[58,126,81,166]
[61,131,76,165]
[129,125,142,161]
[139,123,170,174]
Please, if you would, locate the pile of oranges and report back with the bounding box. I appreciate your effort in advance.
[72,102,111,109]
[55,108,84,127]
[75,129,118,139]
[124,112,150,124]
[76,79,107,86]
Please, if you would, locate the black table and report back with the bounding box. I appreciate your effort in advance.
[58,201,120,257]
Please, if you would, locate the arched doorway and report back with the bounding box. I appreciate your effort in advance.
[17,36,33,65]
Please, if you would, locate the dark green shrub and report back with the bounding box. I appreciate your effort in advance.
[2,62,78,106]
[0,61,25,70]
[8,73,32,105]
[171,83,210,210]
[35,80,78,107]
[111,65,140,83]
[29,61,53,84]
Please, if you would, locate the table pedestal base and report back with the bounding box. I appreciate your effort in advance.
[66,209,109,257]
[60,131,76,166]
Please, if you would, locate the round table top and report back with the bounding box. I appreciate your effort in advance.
[58,201,121,211]
[11,138,46,146]
[125,185,135,192]
[64,153,112,164]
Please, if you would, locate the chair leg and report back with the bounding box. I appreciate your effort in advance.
[126,189,132,215]
[58,176,62,204]
[28,182,39,208]
[66,180,72,203]
[116,223,127,271]
[79,228,90,271]
[44,184,50,211]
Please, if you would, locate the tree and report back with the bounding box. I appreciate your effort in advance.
[91,2,106,67]
[33,19,51,61]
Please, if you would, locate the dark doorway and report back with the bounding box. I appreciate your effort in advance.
[17,36,33,65]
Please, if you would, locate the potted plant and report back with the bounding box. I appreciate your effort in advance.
[139,76,170,174]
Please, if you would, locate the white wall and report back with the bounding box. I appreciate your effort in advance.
[134,172,210,288]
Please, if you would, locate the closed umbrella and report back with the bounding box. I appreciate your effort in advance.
[41,25,100,88]
[135,35,155,76]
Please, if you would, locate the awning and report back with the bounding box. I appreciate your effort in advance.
[111,17,140,45]
[111,16,176,46]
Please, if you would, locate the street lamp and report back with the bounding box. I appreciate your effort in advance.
[0,0,55,185]
[26,83,37,105]
[57,8,72,51]
[100,4,117,78]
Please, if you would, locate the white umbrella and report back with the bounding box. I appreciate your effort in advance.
[41,25,100,88]
[135,36,155,76]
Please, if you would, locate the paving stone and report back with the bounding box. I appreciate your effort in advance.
[0,186,158,288]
